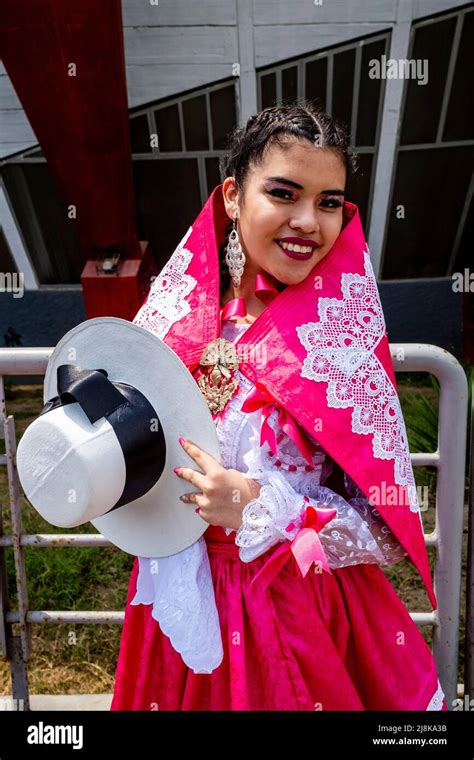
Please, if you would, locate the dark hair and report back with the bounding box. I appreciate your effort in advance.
[218,100,359,301]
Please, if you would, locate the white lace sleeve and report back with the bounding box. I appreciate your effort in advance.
[231,410,408,569]
[341,470,409,567]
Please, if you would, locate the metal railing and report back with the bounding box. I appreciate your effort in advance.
[0,344,469,709]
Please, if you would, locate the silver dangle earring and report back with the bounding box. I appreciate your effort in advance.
[225,213,246,288]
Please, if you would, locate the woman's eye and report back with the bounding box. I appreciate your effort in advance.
[268,188,294,200]
[319,198,343,208]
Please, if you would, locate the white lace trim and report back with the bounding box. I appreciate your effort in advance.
[133,225,197,339]
[131,538,223,674]
[296,248,419,514]
[426,679,446,710]
[235,469,308,562]
[215,321,254,470]
[215,376,254,472]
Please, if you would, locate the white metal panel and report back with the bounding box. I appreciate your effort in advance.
[121,0,236,26]
[0,65,38,159]
[125,63,237,108]
[0,71,23,110]
[123,25,237,65]
[0,110,38,159]
[413,0,466,19]
[254,24,390,68]
[123,25,238,107]
[253,0,397,24]
[252,0,465,25]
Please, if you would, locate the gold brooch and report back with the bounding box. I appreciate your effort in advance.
[197,337,240,414]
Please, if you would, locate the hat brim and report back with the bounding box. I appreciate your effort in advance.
[43,317,220,557]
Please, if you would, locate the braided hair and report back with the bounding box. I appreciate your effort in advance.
[218,101,359,301]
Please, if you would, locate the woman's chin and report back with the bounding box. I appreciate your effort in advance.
[272,269,312,288]
[263,261,314,288]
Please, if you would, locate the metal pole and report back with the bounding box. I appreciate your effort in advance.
[464,377,474,698]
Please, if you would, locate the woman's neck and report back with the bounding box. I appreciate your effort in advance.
[220,266,284,324]
[220,285,266,324]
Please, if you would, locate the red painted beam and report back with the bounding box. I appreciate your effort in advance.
[1,0,156,318]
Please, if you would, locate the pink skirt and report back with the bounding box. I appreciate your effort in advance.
[110,526,447,711]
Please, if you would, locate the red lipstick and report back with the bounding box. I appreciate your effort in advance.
[276,237,320,261]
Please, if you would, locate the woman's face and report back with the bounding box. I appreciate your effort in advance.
[222,138,347,288]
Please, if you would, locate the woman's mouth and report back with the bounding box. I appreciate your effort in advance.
[276,240,318,261]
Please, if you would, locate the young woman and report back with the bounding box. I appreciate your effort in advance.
[110,103,447,711]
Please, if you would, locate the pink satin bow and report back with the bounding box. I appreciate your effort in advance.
[250,501,338,591]
[240,381,315,466]
[220,272,279,325]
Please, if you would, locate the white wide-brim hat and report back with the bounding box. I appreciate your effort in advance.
[16,317,221,557]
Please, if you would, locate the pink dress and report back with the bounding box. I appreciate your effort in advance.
[110,320,447,711]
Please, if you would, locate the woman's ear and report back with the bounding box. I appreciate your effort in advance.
[222,177,239,221]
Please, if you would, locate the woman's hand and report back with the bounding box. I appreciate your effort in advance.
[174,438,261,531]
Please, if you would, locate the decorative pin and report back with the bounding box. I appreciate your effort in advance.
[196,337,240,414]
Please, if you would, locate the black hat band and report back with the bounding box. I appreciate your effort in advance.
[39,364,167,514]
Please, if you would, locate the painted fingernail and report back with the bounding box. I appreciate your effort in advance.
[173,467,180,475]
[194,507,200,514]
[178,437,185,446]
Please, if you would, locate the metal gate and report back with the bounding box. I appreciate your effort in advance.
[0,343,469,709]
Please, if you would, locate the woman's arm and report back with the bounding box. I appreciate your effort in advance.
[229,426,408,569]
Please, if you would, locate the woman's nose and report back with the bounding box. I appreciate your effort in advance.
[289,208,321,234]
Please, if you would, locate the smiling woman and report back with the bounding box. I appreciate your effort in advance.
[223,146,345,289]
[218,104,358,321]
[111,102,447,712]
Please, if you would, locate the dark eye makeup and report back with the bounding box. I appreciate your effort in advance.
[268,188,294,200]
[266,187,344,207]
[319,196,344,208]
